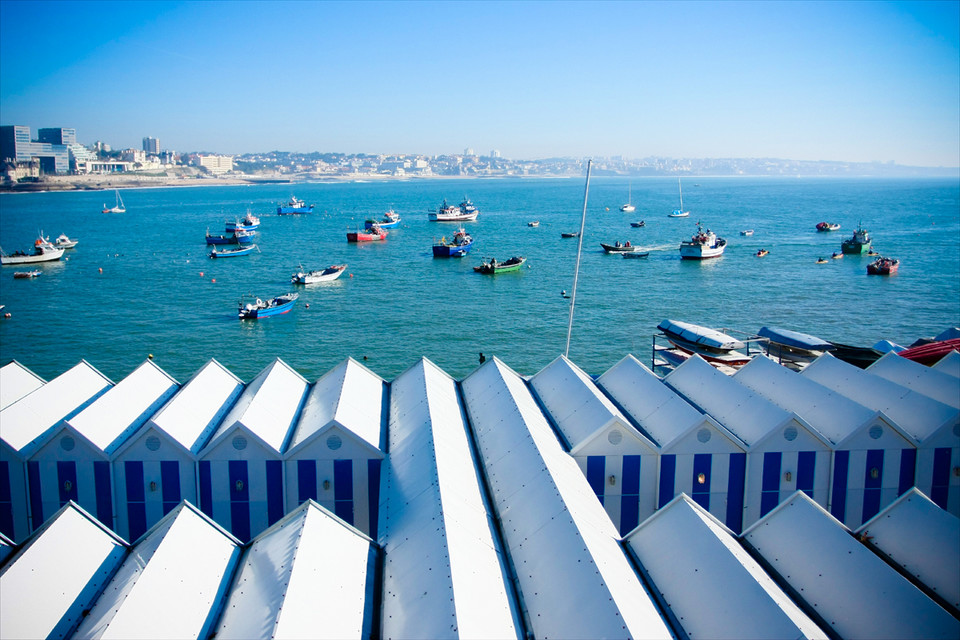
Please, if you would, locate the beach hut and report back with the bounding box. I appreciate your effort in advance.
[381,358,522,639]
[931,350,960,378]
[742,491,959,640]
[528,355,659,534]
[27,360,179,534]
[734,355,918,528]
[855,488,960,613]
[198,358,308,541]
[215,500,377,639]
[0,361,113,541]
[802,353,960,515]
[0,502,127,640]
[110,359,243,541]
[0,361,44,411]
[665,355,833,528]
[623,494,826,639]
[283,358,385,537]
[460,358,673,640]
[867,351,960,409]
[598,355,749,532]
[72,501,241,639]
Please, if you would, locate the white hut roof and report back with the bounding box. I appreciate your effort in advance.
[211,359,308,454]
[624,494,826,640]
[801,353,959,442]
[144,359,243,455]
[73,502,240,640]
[597,354,708,448]
[867,351,960,409]
[742,491,960,640]
[0,532,11,565]
[460,358,671,640]
[287,357,385,454]
[931,350,960,378]
[0,360,113,456]
[0,361,44,411]
[0,502,127,640]
[215,501,375,640]
[529,354,654,453]
[856,488,960,612]
[664,355,794,447]
[733,355,879,445]
[381,358,520,639]
[66,360,179,456]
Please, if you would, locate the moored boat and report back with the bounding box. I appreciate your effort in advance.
[277,197,314,215]
[206,229,256,245]
[622,251,650,259]
[601,241,640,253]
[474,256,526,274]
[669,178,690,217]
[432,228,474,257]
[620,184,635,212]
[867,256,899,275]
[740,229,754,236]
[841,222,871,254]
[210,244,258,258]
[54,233,79,249]
[366,209,401,229]
[102,190,125,214]
[225,212,261,233]
[429,198,479,222]
[13,270,42,279]
[816,222,841,232]
[679,222,726,259]
[656,319,752,367]
[561,232,580,238]
[238,292,299,319]
[291,264,347,284]
[757,326,835,370]
[528,221,540,227]
[0,234,65,265]
[347,223,387,242]
[630,221,645,228]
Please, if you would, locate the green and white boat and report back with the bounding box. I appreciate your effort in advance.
[474,256,526,274]
[841,223,871,254]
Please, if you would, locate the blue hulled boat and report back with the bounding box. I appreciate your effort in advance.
[225,212,260,233]
[206,229,256,245]
[210,244,257,258]
[365,209,401,229]
[432,228,474,257]
[277,197,314,215]
[238,292,299,319]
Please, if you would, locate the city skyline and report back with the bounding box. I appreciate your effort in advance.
[1,1,958,167]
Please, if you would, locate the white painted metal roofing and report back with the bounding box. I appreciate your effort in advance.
[216,501,375,640]
[382,358,520,640]
[0,503,127,640]
[287,357,384,453]
[664,355,795,447]
[0,360,113,455]
[801,353,959,442]
[742,491,960,640]
[460,358,671,640]
[624,494,826,640]
[73,502,240,640]
[145,359,243,455]
[597,354,708,448]
[0,361,44,411]
[931,350,960,378]
[0,532,11,565]
[65,359,179,455]
[733,355,879,445]
[212,358,308,454]
[856,488,960,612]
[529,354,653,453]
[867,351,960,409]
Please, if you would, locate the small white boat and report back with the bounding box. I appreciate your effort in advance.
[679,222,726,259]
[291,264,348,284]
[102,190,125,214]
[620,184,636,212]
[54,233,78,249]
[528,221,540,227]
[740,229,754,236]
[0,233,65,265]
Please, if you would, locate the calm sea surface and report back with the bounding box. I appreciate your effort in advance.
[1,177,958,383]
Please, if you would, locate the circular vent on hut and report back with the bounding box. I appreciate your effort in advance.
[60,436,75,451]
[608,430,623,445]
[869,425,884,440]
[326,434,343,451]
[232,436,247,451]
[145,435,162,451]
[783,426,799,442]
[697,428,712,443]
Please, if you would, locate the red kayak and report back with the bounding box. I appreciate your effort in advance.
[897,338,960,365]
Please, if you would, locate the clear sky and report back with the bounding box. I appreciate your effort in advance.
[1,0,958,166]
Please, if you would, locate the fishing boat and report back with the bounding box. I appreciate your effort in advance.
[679,222,726,259]
[366,209,401,229]
[210,244,258,258]
[238,292,299,319]
[867,256,899,275]
[740,229,754,236]
[668,179,690,217]
[225,212,261,233]
[561,232,580,238]
[347,223,387,243]
[102,190,125,214]
[54,233,78,249]
[622,251,650,259]
[291,264,347,284]
[816,222,841,232]
[206,229,256,245]
[432,228,474,257]
[657,319,751,366]
[0,234,65,265]
[757,326,835,370]
[474,256,526,274]
[756,249,769,257]
[13,270,42,279]
[630,221,645,228]
[841,222,871,254]
[277,197,314,215]
[601,241,640,253]
[620,184,636,213]
[429,198,479,222]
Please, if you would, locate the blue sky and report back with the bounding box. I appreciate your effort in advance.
[1,0,958,166]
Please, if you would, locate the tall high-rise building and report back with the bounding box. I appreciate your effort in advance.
[0,125,69,174]
[142,136,160,154]
[38,128,77,145]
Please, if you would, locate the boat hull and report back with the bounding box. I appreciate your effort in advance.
[622,252,650,259]
[474,257,526,274]
[429,212,478,222]
[433,241,473,257]
[277,206,314,215]
[657,319,746,352]
[292,265,347,284]
[210,245,257,258]
[347,231,387,242]
[366,218,400,229]
[238,294,298,319]
[1,248,64,264]
[679,243,725,259]
[601,243,639,253]
[206,233,255,245]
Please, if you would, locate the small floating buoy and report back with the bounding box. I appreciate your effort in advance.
[200,272,204,277]
[148,354,154,359]
[305,303,310,308]
[211,278,216,283]
[4,313,11,318]
[350,274,354,278]
[98,267,103,273]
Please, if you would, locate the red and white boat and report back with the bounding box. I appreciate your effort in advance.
[347,223,387,243]
[866,256,899,275]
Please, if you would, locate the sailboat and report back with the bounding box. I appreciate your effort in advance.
[668,179,689,217]
[102,190,126,214]
[619,183,635,213]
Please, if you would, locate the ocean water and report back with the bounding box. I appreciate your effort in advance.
[1,176,957,383]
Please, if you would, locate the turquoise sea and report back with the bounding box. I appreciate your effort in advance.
[1,177,958,383]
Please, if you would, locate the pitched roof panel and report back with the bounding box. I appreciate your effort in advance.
[0,361,44,411]
[867,352,960,409]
